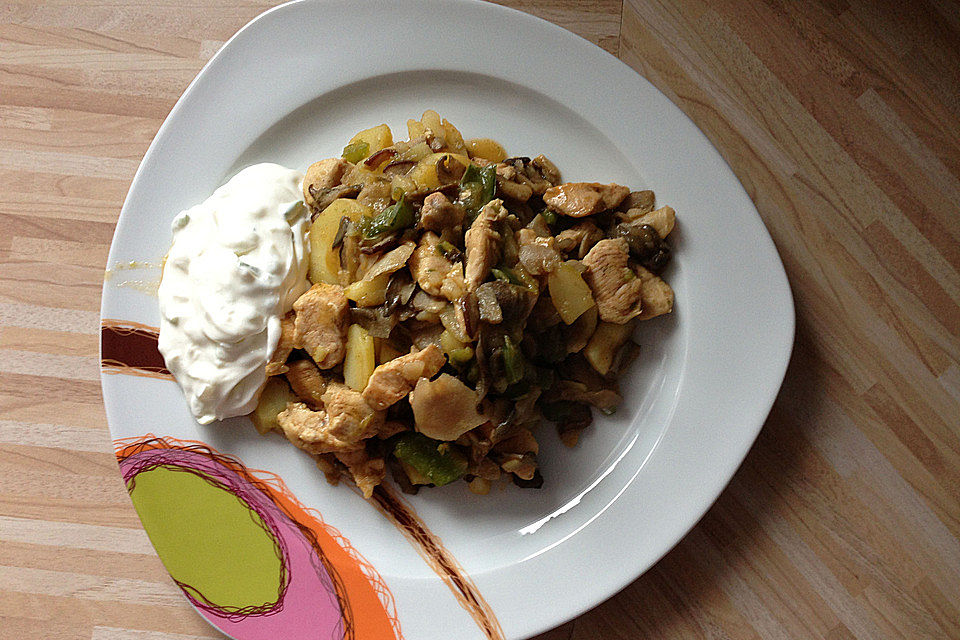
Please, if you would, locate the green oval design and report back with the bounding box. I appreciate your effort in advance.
[129,466,283,609]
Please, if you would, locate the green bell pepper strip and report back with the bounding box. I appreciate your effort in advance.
[342,141,370,163]
[393,432,468,487]
[359,195,415,239]
[458,163,497,220]
[502,335,525,386]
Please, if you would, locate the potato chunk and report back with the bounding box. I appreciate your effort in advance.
[308,198,372,285]
[250,377,299,435]
[344,324,376,392]
[547,261,595,324]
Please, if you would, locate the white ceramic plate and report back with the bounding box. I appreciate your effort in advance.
[100,1,794,639]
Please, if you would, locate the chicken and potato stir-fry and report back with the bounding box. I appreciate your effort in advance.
[251,111,676,498]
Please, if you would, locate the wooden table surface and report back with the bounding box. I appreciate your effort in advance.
[2,0,959,638]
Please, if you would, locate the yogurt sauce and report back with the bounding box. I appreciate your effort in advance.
[158,163,309,424]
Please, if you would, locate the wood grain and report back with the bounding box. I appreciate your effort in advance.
[1,0,957,639]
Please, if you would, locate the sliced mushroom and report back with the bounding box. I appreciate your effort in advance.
[382,159,417,177]
[616,190,655,214]
[309,184,363,218]
[303,157,353,208]
[364,148,398,169]
[436,154,467,184]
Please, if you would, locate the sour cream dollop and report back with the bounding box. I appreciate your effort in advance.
[158,163,309,424]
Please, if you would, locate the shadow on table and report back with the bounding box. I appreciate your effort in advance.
[532,311,821,639]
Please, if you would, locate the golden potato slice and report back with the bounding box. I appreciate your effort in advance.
[465,138,507,163]
[584,320,636,375]
[308,198,371,285]
[547,261,595,324]
[344,324,376,391]
[348,124,393,160]
[344,273,390,307]
[250,377,299,435]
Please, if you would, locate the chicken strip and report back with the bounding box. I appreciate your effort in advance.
[334,448,386,499]
[276,382,382,454]
[419,191,465,232]
[293,283,349,369]
[362,344,446,411]
[408,232,457,298]
[265,312,296,376]
[543,182,629,218]
[464,199,507,291]
[581,238,644,323]
[285,358,328,408]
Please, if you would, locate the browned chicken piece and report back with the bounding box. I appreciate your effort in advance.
[618,205,676,239]
[362,344,446,411]
[408,232,457,298]
[273,404,330,455]
[543,182,630,218]
[285,358,328,408]
[531,154,561,185]
[497,156,560,198]
[265,312,296,376]
[276,382,383,454]
[323,381,383,437]
[464,199,507,291]
[635,265,675,320]
[303,158,354,209]
[495,164,534,202]
[556,221,604,259]
[357,180,392,213]
[581,239,644,324]
[419,192,465,232]
[334,448,386,499]
[516,228,561,275]
[439,262,467,301]
[293,283,349,369]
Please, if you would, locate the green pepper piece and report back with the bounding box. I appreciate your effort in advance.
[491,268,519,284]
[458,163,497,220]
[448,347,474,365]
[342,140,370,163]
[502,335,525,386]
[491,266,538,294]
[393,432,468,486]
[360,195,415,239]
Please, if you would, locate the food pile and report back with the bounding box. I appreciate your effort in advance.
[251,111,676,497]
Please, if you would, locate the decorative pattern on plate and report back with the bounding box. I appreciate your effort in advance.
[370,484,504,640]
[115,435,402,640]
[101,319,172,380]
[103,319,504,638]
